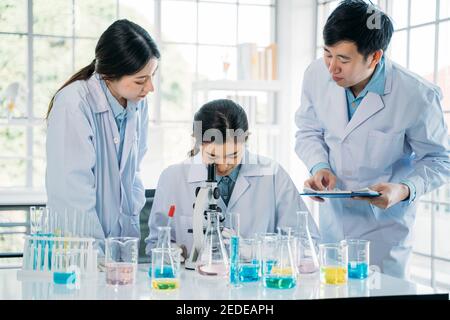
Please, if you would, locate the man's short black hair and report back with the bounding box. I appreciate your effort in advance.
[323,0,394,58]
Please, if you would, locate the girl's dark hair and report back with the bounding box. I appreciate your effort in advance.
[190,99,249,157]
[46,19,160,118]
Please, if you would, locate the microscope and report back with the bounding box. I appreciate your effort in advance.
[185,163,223,270]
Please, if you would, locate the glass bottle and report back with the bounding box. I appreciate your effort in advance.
[296,211,320,274]
[196,210,229,277]
[262,235,297,289]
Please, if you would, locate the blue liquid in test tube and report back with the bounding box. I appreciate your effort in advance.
[229,236,240,286]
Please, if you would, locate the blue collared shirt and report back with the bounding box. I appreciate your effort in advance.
[345,56,386,120]
[311,57,416,203]
[100,79,127,164]
[217,164,241,206]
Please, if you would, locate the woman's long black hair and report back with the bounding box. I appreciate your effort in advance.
[190,99,249,157]
[46,19,160,118]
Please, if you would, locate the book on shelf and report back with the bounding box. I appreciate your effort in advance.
[237,43,277,81]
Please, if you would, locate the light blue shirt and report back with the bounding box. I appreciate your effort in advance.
[100,79,127,165]
[311,57,416,202]
[217,164,241,206]
[345,56,386,120]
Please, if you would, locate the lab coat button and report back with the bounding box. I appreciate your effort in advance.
[114,137,119,144]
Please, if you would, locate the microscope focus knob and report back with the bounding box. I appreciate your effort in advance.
[213,187,220,200]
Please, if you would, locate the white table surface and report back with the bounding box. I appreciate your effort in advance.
[0,264,443,300]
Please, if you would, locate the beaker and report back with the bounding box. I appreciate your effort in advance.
[151,247,181,290]
[149,226,175,277]
[344,239,370,279]
[105,237,139,285]
[53,248,78,287]
[196,210,229,277]
[319,242,348,285]
[262,235,297,289]
[296,211,319,274]
[238,238,261,283]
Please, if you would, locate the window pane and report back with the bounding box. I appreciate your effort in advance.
[0,0,27,33]
[434,194,450,260]
[0,159,26,188]
[238,5,272,47]
[409,25,435,82]
[0,35,27,119]
[74,0,117,38]
[198,45,237,81]
[119,0,155,33]
[438,21,450,111]
[434,260,450,292]
[0,209,27,255]
[160,44,196,121]
[161,1,196,43]
[390,0,408,30]
[74,39,97,72]
[0,127,26,157]
[33,0,73,36]
[389,30,407,68]
[409,253,431,287]
[141,124,192,189]
[441,0,450,19]
[316,1,339,48]
[198,3,237,45]
[239,0,274,4]
[33,157,46,188]
[410,0,436,26]
[413,202,432,255]
[33,122,46,159]
[33,37,73,119]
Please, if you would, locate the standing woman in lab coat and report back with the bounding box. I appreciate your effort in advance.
[145,99,320,257]
[295,1,450,278]
[46,20,160,243]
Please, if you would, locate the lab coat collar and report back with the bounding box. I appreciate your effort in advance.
[187,149,264,183]
[85,73,110,113]
[325,58,390,140]
[342,91,385,139]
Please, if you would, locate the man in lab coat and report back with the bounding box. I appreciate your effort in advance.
[295,0,450,278]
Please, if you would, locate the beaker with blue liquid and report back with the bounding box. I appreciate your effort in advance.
[237,238,261,283]
[345,239,370,279]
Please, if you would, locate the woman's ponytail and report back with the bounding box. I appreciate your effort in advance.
[46,59,96,119]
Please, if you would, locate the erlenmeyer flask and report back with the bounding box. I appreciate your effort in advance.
[196,210,229,277]
[296,211,319,274]
[263,235,297,289]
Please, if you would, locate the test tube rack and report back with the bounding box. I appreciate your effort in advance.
[17,234,98,280]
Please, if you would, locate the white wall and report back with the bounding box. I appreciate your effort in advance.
[277,0,317,213]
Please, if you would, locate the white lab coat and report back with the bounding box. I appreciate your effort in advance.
[145,150,320,255]
[295,57,450,278]
[46,73,149,244]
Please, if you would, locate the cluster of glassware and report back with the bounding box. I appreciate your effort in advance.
[102,209,370,290]
[198,210,323,290]
[28,207,98,286]
[319,239,370,285]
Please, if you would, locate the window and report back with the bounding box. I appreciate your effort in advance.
[0,0,276,191]
[0,0,277,262]
[315,0,450,290]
